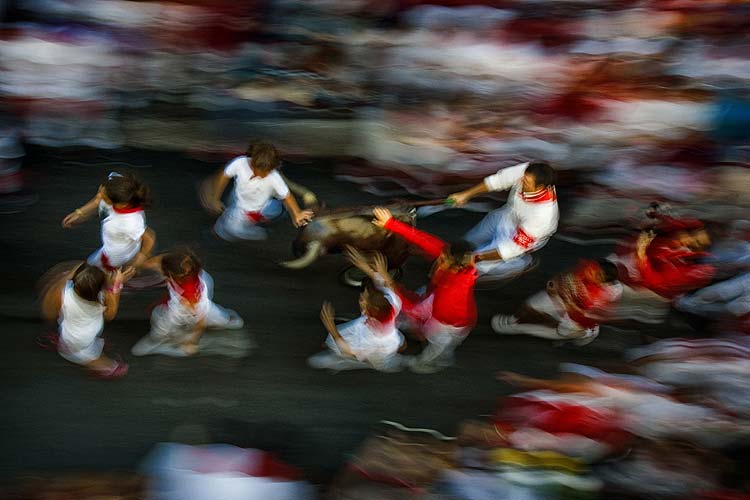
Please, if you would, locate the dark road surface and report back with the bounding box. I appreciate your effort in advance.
[0,147,640,484]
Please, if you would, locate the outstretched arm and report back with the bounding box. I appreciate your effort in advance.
[320,301,354,357]
[103,268,134,321]
[201,170,231,215]
[62,186,104,227]
[448,162,528,206]
[372,207,445,261]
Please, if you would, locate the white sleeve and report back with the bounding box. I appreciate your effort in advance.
[270,171,291,199]
[223,157,243,178]
[483,162,529,192]
[372,274,402,314]
[127,215,147,242]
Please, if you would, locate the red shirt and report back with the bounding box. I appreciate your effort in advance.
[385,218,477,328]
[637,240,715,299]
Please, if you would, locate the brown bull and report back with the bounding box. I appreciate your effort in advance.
[280,204,417,270]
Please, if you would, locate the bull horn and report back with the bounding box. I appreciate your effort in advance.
[280,240,323,269]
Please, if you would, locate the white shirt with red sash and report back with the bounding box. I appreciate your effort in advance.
[483,162,559,259]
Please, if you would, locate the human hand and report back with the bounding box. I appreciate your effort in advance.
[293,209,314,228]
[372,207,392,227]
[371,252,390,280]
[62,210,84,228]
[121,266,137,282]
[345,246,372,275]
[204,199,225,216]
[447,191,471,207]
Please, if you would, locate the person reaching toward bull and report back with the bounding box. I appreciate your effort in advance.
[371,207,478,373]
[308,248,405,373]
[448,161,558,281]
[202,141,313,241]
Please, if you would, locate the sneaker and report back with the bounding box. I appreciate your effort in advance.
[90,360,129,380]
[491,314,518,334]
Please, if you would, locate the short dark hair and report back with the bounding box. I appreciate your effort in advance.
[525,161,556,187]
[447,239,475,260]
[361,279,393,322]
[72,263,106,302]
[248,141,280,173]
[161,248,202,280]
[597,259,619,283]
[442,239,475,269]
[103,172,150,207]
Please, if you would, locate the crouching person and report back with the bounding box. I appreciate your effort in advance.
[308,249,405,372]
[132,248,244,357]
[492,259,622,346]
[54,263,132,379]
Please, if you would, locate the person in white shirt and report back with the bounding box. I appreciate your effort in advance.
[131,248,245,357]
[202,141,313,241]
[449,161,559,278]
[52,263,131,379]
[62,171,156,272]
[308,249,405,372]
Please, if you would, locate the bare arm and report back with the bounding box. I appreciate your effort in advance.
[281,174,317,207]
[320,302,354,357]
[131,228,156,269]
[200,171,231,215]
[103,269,131,321]
[448,181,490,207]
[474,249,502,263]
[62,186,104,227]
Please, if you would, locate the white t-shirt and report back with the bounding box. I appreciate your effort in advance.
[98,201,147,267]
[327,284,404,363]
[483,162,559,259]
[165,271,212,327]
[59,281,105,350]
[224,156,290,213]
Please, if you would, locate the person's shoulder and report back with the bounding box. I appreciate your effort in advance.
[225,155,249,175]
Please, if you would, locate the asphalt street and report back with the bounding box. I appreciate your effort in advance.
[0,147,643,484]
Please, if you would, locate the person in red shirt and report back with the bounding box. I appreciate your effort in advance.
[632,227,715,300]
[371,207,477,373]
[493,259,623,346]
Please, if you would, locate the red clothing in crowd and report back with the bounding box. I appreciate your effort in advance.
[558,260,621,329]
[637,239,715,299]
[384,218,477,328]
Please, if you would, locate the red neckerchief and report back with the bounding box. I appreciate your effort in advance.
[365,306,396,333]
[112,205,143,214]
[172,274,202,304]
[520,187,556,203]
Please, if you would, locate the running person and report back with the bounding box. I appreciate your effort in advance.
[449,161,558,279]
[492,259,623,345]
[131,248,244,357]
[372,207,478,373]
[202,141,313,241]
[62,171,155,273]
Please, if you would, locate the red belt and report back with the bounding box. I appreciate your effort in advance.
[100,252,118,272]
[245,211,268,223]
